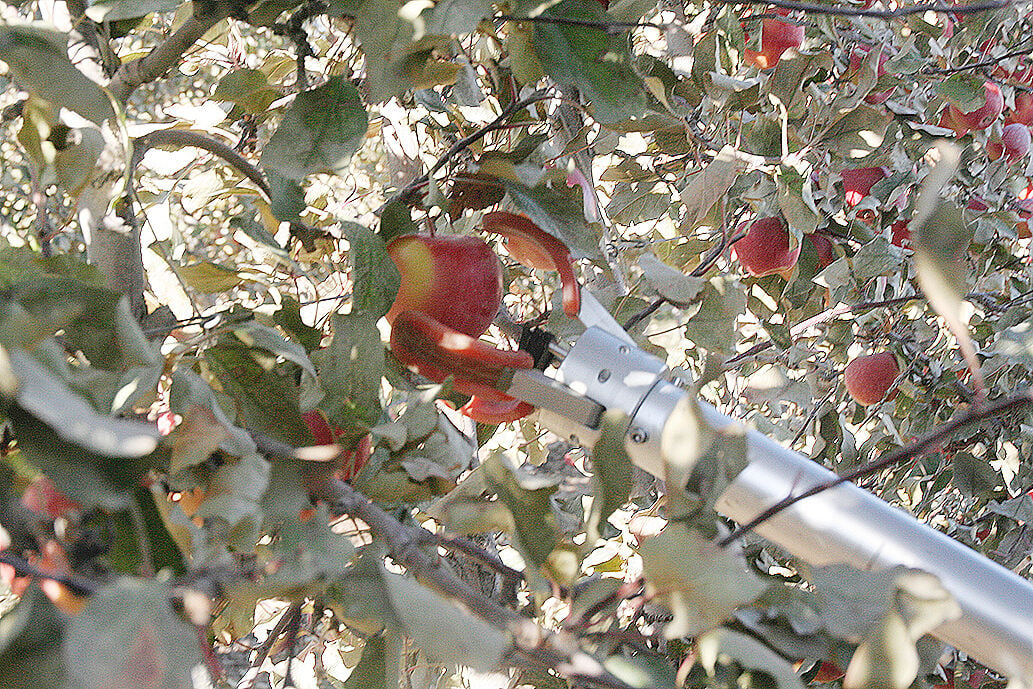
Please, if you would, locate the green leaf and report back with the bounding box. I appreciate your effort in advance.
[192,451,269,547]
[346,221,400,319]
[661,397,747,523]
[10,349,159,459]
[933,73,986,112]
[483,451,562,571]
[587,410,633,542]
[84,0,181,22]
[380,567,508,671]
[678,145,741,232]
[851,237,902,282]
[379,199,418,243]
[341,636,388,689]
[344,0,457,101]
[0,586,68,689]
[212,68,281,114]
[273,295,323,352]
[606,182,669,225]
[910,142,982,391]
[818,105,891,159]
[63,579,201,689]
[532,0,647,124]
[638,254,705,306]
[604,653,678,689]
[776,166,820,237]
[697,628,806,689]
[261,76,368,181]
[841,570,960,689]
[639,521,767,638]
[203,329,311,445]
[950,451,1002,498]
[266,170,306,223]
[0,25,115,125]
[504,175,602,261]
[681,276,746,354]
[178,260,245,293]
[419,0,494,35]
[767,50,834,118]
[312,311,384,427]
[261,504,356,591]
[8,276,158,371]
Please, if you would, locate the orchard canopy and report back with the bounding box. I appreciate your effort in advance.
[2,0,1033,687]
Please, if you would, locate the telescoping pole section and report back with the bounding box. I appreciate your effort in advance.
[540,326,1033,681]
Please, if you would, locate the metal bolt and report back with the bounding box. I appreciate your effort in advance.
[597,369,611,383]
[618,345,630,355]
[630,427,648,443]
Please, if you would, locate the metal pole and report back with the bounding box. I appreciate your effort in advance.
[540,326,1033,681]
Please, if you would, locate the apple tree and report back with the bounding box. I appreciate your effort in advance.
[1,0,1033,687]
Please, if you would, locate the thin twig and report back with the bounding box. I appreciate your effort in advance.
[0,552,100,596]
[718,0,1010,17]
[108,13,231,104]
[926,43,1033,75]
[132,129,272,198]
[717,389,1033,547]
[305,473,637,689]
[723,295,919,368]
[623,229,744,331]
[381,89,554,212]
[497,14,662,33]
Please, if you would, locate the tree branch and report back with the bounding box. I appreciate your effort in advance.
[722,295,919,368]
[0,552,99,596]
[717,388,1033,547]
[132,129,272,198]
[304,473,636,689]
[710,0,1010,17]
[108,13,230,104]
[381,89,554,212]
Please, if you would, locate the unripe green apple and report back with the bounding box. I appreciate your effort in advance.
[732,217,800,278]
[385,234,503,339]
[844,351,899,406]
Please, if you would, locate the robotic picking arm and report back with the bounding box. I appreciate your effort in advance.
[503,292,1033,681]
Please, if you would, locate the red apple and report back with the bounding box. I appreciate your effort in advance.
[1002,123,1031,161]
[746,15,804,69]
[987,138,1005,161]
[966,196,989,211]
[890,219,910,247]
[732,216,800,278]
[808,232,836,268]
[385,234,503,339]
[844,352,899,406]
[842,167,889,207]
[301,410,372,480]
[1005,92,1033,127]
[947,81,1004,132]
[849,46,894,104]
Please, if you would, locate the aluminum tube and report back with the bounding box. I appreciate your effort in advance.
[540,327,1033,679]
[704,402,1033,681]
